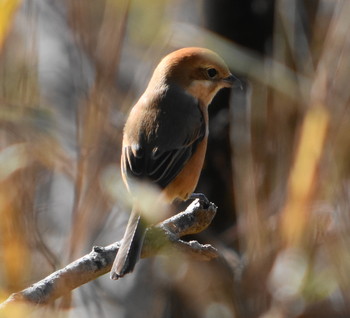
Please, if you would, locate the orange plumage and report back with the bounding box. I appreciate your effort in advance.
[111,47,235,279]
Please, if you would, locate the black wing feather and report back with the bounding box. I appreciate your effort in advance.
[123,85,206,189]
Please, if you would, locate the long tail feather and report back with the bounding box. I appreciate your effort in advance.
[110,208,145,279]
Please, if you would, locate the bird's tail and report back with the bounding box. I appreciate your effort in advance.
[110,208,145,280]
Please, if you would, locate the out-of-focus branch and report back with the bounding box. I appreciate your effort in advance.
[0,199,217,309]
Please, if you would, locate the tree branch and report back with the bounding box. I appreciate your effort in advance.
[0,199,217,308]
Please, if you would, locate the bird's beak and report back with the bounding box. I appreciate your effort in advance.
[222,74,243,90]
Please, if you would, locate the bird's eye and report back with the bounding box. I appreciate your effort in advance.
[207,68,218,78]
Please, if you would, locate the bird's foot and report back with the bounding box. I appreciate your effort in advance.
[189,193,210,208]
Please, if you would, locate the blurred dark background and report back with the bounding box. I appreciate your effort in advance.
[1,0,350,317]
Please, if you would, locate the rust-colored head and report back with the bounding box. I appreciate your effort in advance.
[148,47,236,106]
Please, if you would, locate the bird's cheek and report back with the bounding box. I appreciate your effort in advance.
[187,80,215,101]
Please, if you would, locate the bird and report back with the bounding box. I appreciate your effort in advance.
[110,47,237,280]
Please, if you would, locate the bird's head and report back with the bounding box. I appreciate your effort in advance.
[150,47,237,106]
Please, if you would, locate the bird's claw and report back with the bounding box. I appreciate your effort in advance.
[189,193,210,208]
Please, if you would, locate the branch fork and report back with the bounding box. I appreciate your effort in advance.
[0,199,217,308]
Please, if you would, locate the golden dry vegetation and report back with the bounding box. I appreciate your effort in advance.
[1,1,350,317]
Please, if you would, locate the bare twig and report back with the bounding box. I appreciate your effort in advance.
[0,199,217,309]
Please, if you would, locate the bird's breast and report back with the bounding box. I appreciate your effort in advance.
[161,136,208,202]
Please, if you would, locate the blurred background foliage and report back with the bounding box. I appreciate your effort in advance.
[1,0,350,317]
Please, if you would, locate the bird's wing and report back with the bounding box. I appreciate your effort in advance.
[122,85,206,189]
